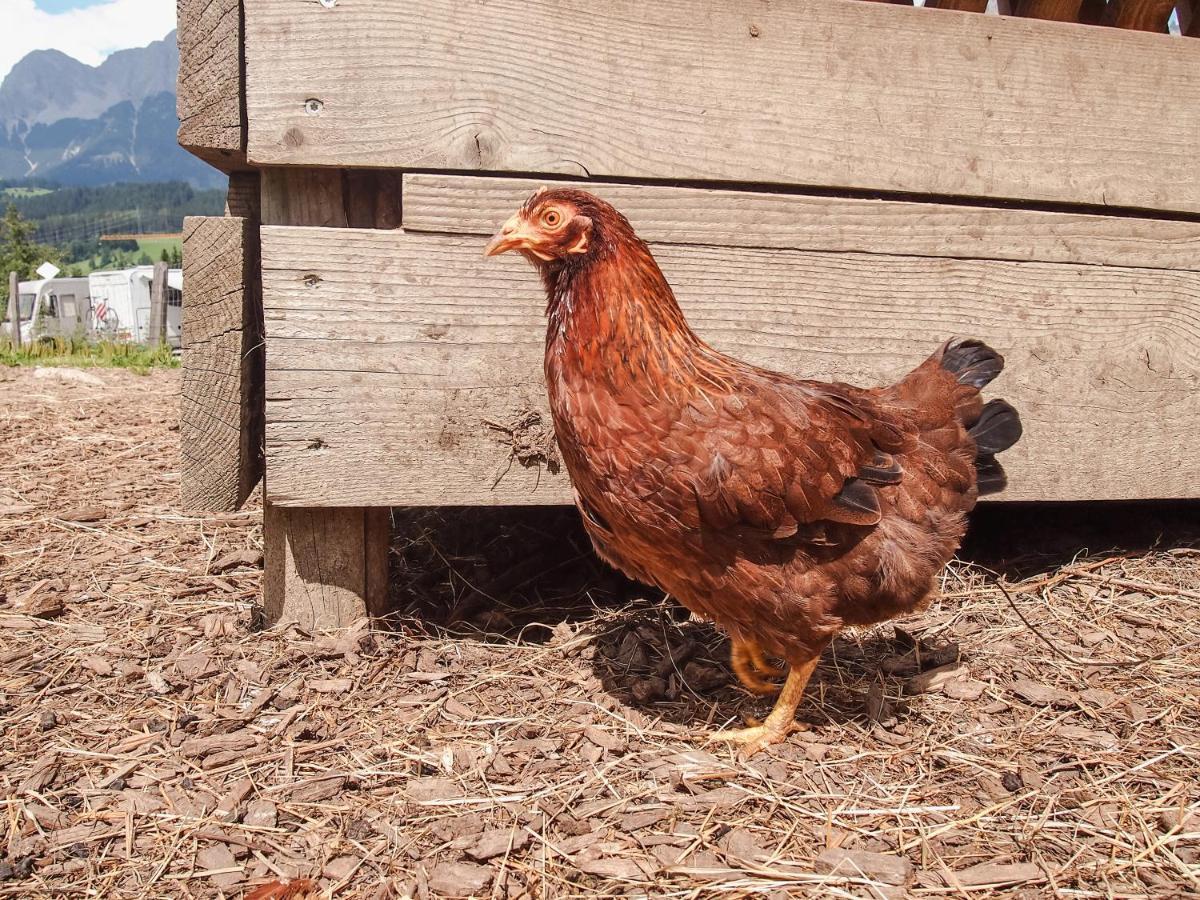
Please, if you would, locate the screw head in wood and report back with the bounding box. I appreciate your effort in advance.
[305,99,324,116]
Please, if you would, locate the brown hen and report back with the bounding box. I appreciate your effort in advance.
[486,189,1022,756]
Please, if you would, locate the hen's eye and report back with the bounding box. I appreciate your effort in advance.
[542,209,562,228]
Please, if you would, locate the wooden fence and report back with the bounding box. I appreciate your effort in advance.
[177,0,1200,628]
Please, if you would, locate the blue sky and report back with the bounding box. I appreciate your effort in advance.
[2,0,176,82]
[34,0,114,13]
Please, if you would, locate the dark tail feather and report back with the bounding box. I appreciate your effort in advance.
[972,400,1021,496]
[938,337,1021,496]
[941,338,1005,390]
[970,399,1023,456]
[976,456,1008,495]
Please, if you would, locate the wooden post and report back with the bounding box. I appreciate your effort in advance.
[7,272,19,348]
[264,503,390,630]
[148,261,169,347]
[177,0,247,171]
[259,168,392,629]
[179,211,263,511]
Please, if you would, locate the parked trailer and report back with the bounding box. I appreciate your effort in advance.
[3,277,92,344]
[88,267,183,347]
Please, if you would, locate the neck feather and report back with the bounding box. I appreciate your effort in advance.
[545,236,697,352]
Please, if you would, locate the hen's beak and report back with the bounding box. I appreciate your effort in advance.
[484,214,533,257]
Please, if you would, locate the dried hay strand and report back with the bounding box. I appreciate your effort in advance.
[1,366,1198,898]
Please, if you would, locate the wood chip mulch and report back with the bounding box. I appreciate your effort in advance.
[1,365,1198,898]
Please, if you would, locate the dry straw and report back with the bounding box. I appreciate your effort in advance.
[1,367,1197,897]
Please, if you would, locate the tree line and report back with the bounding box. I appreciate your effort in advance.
[1,178,224,317]
[0,204,61,320]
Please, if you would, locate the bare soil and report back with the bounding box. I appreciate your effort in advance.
[1,366,1198,898]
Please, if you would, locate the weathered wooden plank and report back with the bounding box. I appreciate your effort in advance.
[259,167,392,629]
[148,261,169,348]
[244,0,1200,214]
[225,171,261,219]
[176,0,245,170]
[259,169,404,228]
[263,503,390,630]
[180,216,263,512]
[261,226,1200,507]
[403,174,1200,272]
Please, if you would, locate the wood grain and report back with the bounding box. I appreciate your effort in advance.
[244,0,1200,213]
[403,174,1200,272]
[261,226,1200,506]
[225,171,260,219]
[259,167,393,628]
[259,168,403,228]
[180,216,263,512]
[263,503,390,630]
[176,0,245,170]
[148,261,169,348]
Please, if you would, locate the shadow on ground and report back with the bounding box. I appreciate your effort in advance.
[381,499,1199,730]
[962,499,1200,577]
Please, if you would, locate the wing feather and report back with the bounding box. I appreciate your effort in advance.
[681,378,914,541]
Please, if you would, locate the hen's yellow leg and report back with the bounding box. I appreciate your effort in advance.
[730,639,783,696]
[712,655,819,758]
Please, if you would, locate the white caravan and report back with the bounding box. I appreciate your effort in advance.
[4,276,93,344]
[87,267,183,347]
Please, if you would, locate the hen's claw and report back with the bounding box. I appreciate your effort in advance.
[746,643,785,680]
[730,666,781,697]
[711,654,821,758]
[730,640,784,696]
[710,720,807,758]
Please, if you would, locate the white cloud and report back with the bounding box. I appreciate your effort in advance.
[1,0,176,83]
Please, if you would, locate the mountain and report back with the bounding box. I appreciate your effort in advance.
[0,33,223,189]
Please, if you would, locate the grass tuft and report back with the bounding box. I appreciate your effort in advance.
[0,337,178,373]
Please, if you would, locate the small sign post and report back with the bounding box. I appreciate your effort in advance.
[7,271,19,349]
[148,262,169,347]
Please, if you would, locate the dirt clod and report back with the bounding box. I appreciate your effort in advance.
[484,408,561,481]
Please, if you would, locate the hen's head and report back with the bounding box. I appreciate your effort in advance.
[484,188,634,267]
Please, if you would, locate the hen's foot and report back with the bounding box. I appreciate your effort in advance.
[746,643,785,680]
[730,640,784,696]
[712,653,822,758]
[731,668,781,697]
[709,720,807,758]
